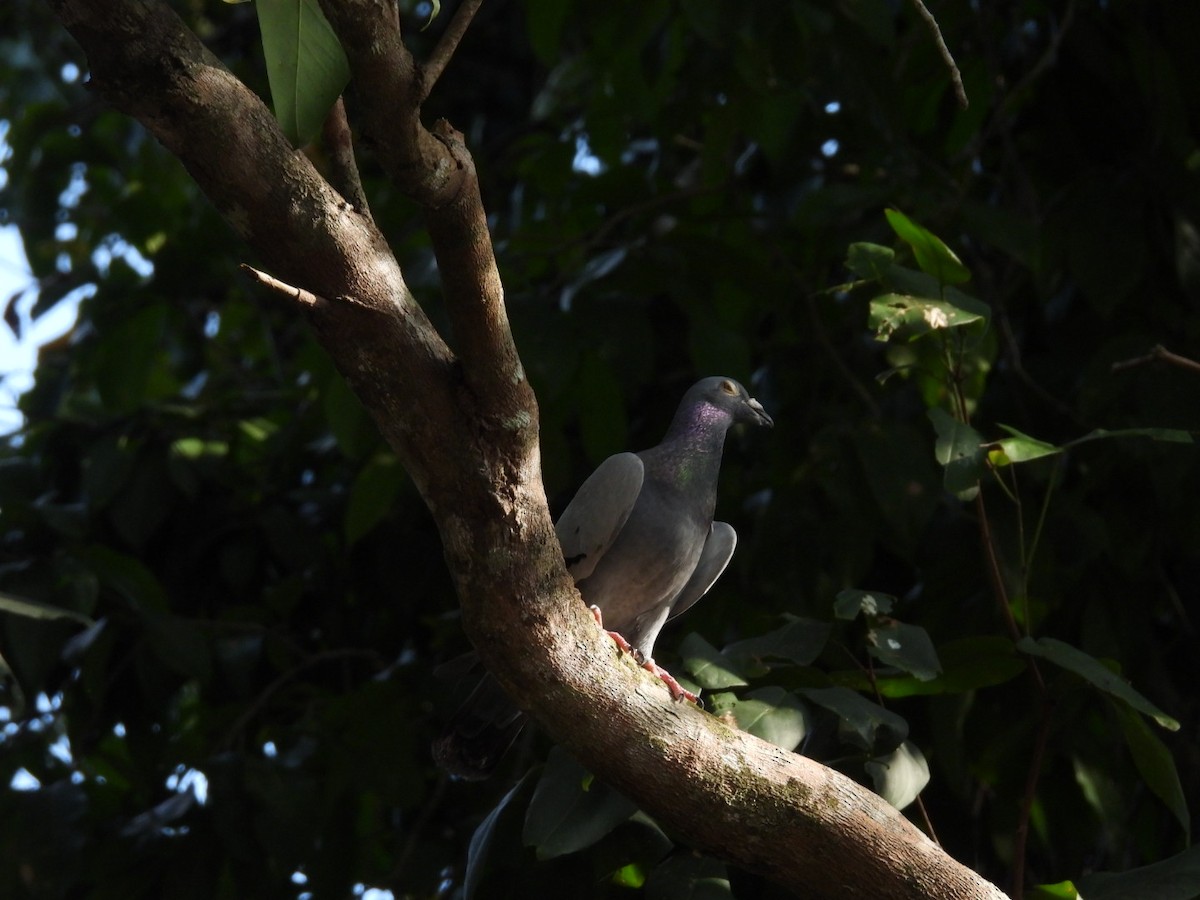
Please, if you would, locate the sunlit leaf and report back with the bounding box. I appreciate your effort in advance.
[1030,881,1080,899]
[0,591,93,626]
[680,633,749,689]
[990,424,1062,464]
[884,208,971,284]
[869,293,985,342]
[257,0,351,146]
[420,0,442,31]
[865,739,929,810]
[710,687,812,751]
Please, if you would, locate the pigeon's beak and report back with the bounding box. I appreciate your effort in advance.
[745,397,774,428]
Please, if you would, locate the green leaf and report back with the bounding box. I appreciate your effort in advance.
[868,620,942,681]
[323,371,379,461]
[801,686,908,753]
[344,453,407,545]
[76,545,169,611]
[1078,844,1200,900]
[928,408,985,500]
[989,424,1062,465]
[1110,701,1189,836]
[865,739,929,810]
[679,633,749,689]
[853,636,1025,698]
[645,854,733,900]
[1016,636,1180,731]
[868,293,986,342]
[833,588,895,620]
[884,208,971,285]
[522,747,638,859]
[464,769,537,899]
[420,0,441,31]
[710,687,812,751]
[170,438,229,460]
[845,242,895,281]
[0,591,93,626]
[1030,882,1080,900]
[257,0,351,146]
[721,616,831,667]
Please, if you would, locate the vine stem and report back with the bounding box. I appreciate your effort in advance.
[1010,701,1055,900]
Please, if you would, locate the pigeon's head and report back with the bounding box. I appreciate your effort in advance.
[686,376,774,429]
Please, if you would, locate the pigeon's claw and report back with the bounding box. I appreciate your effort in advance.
[642,657,701,705]
[589,605,636,655]
[590,605,701,705]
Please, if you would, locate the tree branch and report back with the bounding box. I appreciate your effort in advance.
[1111,343,1200,376]
[46,1,1009,896]
[321,96,372,222]
[908,0,969,109]
[421,0,484,101]
[320,0,532,435]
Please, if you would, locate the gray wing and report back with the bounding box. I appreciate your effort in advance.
[666,521,737,621]
[554,452,644,582]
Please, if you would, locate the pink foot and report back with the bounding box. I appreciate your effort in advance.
[589,605,635,655]
[642,657,701,705]
[588,606,701,705]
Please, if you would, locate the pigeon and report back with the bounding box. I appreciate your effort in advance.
[432,376,773,779]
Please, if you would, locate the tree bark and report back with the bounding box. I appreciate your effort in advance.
[45,1,1009,897]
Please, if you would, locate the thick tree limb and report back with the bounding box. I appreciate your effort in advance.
[46,1,1009,896]
[320,0,532,436]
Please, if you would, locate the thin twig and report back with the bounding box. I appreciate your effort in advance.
[240,263,326,309]
[1111,343,1200,376]
[321,97,373,222]
[854,643,943,848]
[1010,701,1054,900]
[908,0,968,109]
[420,0,484,101]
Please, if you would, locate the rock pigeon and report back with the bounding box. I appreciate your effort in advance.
[433,376,773,779]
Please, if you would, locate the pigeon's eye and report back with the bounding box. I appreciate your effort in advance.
[720,380,737,395]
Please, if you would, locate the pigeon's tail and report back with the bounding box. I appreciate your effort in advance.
[432,671,526,780]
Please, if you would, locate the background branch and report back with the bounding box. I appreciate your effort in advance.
[321,96,372,221]
[909,0,969,109]
[421,0,484,100]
